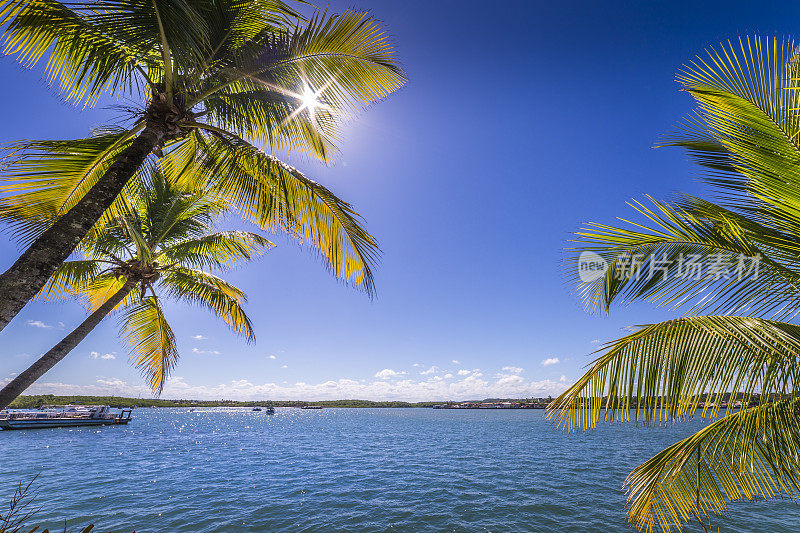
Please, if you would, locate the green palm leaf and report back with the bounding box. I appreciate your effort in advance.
[197,9,405,160]
[0,129,143,243]
[34,259,102,301]
[569,196,800,318]
[0,0,403,335]
[119,295,177,393]
[548,316,800,430]
[0,0,159,104]
[559,33,800,533]
[202,87,335,161]
[626,399,800,533]
[662,36,800,226]
[160,230,274,270]
[170,131,379,295]
[200,0,300,66]
[28,164,267,394]
[81,271,139,311]
[159,266,254,340]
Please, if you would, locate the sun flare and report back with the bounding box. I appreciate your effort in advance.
[299,85,319,117]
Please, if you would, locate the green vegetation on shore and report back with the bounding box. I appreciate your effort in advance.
[8,395,554,409]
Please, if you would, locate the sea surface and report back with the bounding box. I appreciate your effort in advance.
[2,408,799,532]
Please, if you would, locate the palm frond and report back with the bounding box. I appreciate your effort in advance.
[0,128,145,244]
[34,259,102,301]
[197,9,405,161]
[138,167,229,247]
[172,132,379,295]
[80,221,136,261]
[119,295,177,393]
[200,0,300,66]
[0,0,158,104]
[661,36,800,223]
[569,196,800,318]
[158,266,254,341]
[80,272,138,311]
[160,230,273,270]
[626,399,800,533]
[559,35,800,533]
[202,87,336,161]
[547,316,800,431]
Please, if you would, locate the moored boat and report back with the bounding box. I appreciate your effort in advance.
[300,405,323,409]
[0,405,132,430]
[265,406,276,414]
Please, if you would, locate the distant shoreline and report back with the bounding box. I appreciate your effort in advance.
[8,395,554,409]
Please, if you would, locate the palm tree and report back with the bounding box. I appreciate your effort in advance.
[0,0,404,332]
[549,37,800,532]
[0,164,270,409]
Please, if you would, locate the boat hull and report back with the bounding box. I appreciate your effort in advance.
[0,418,131,430]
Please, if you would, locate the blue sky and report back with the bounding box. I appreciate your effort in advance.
[0,0,797,401]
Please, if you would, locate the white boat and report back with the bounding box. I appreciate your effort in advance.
[0,405,132,430]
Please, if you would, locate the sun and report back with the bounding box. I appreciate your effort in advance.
[299,85,319,117]
[280,80,332,128]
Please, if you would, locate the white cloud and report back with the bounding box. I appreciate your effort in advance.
[101,353,116,360]
[496,373,524,386]
[412,363,421,367]
[27,320,52,329]
[192,348,221,355]
[420,366,439,375]
[89,351,116,360]
[192,334,207,340]
[457,369,471,376]
[590,339,602,345]
[96,378,126,388]
[281,365,288,369]
[268,355,277,360]
[541,358,560,366]
[20,371,571,402]
[451,359,460,364]
[622,325,637,332]
[375,368,406,379]
[443,373,453,379]
[502,366,524,374]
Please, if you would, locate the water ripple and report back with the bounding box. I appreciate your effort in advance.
[1,408,799,532]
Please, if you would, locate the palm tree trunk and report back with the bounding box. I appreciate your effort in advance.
[0,124,166,334]
[0,280,135,410]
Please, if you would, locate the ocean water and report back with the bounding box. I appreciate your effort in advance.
[2,408,799,532]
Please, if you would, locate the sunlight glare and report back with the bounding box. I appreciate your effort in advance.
[300,85,319,117]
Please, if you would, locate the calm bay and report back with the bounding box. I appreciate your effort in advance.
[2,408,797,532]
